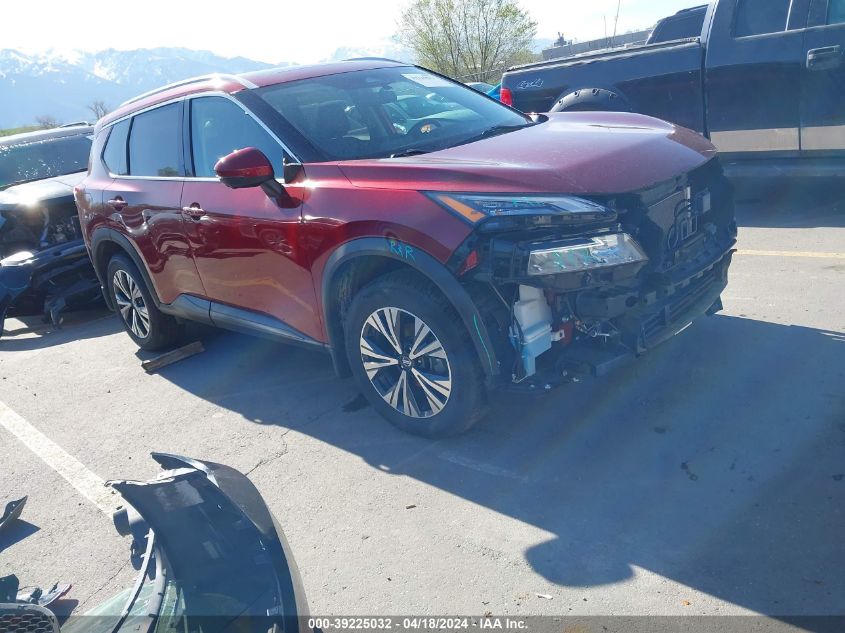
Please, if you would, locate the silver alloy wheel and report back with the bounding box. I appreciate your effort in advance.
[359,307,452,419]
[112,269,151,339]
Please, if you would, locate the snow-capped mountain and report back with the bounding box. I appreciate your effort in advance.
[0,48,290,128]
[323,39,414,64]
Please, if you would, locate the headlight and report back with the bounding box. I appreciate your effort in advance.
[428,193,615,226]
[527,233,647,276]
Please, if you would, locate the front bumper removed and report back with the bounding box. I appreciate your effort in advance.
[509,246,734,391]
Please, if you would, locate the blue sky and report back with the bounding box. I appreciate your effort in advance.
[3,0,703,63]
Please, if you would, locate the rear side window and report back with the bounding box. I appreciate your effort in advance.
[651,11,706,43]
[189,97,284,177]
[830,0,845,24]
[734,0,790,36]
[102,120,129,175]
[128,103,182,177]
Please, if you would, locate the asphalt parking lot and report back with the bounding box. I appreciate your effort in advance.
[1,182,843,620]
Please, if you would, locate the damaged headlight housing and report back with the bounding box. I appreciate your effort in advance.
[527,233,647,276]
[428,193,616,228]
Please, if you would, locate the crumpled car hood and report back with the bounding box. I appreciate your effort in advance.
[338,112,718,195]
[0,172,85,211]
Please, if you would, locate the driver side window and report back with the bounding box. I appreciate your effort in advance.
[189,97,284,178]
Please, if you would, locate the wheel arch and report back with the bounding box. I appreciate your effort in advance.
[321,238,500,380]
[90,228,160,311]
[550,87,633,113]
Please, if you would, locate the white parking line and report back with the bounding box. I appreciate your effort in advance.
[0,400,121,516]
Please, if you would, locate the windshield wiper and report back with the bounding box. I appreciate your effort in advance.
[389,149,431,158]
[462,123,533,145]
[387,123,532,158]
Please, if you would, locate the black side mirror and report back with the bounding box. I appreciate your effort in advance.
[282,158,304,184]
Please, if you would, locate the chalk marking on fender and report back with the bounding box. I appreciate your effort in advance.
[0,400,121,516]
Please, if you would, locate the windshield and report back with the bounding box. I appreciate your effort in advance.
[0,134,92,189]
[255,66,532,161]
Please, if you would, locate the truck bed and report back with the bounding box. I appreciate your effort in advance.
[503,38,706,132]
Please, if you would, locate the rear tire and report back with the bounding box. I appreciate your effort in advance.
[343,271,488,438]
[106,254,179,351]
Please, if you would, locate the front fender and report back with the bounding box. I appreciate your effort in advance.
[321,237,500,380]
[89,227,161,310]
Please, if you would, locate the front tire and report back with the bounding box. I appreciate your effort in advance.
[343,272,487,438]
[107,254,179,351]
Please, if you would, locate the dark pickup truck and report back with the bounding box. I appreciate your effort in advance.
[502,0,845,177]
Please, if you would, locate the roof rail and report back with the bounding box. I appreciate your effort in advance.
[119,73,259,108]
[343,57,404,64]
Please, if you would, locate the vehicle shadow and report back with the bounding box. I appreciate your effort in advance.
[152,314,845,616]
[0,308,117,352]
[50,598,79,622]
[0,519,40,551]
[735,179,844,229]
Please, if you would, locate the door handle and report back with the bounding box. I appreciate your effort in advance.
[182,203,206,220]
[107,196,128,211]
[807,46,842,70]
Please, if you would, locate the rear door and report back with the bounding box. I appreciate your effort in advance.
[705,0,808,156]
[103,102,205,304]
[180,95,321,342]
[801,0,845,154]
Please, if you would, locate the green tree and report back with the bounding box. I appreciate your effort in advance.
[398,0,537,83]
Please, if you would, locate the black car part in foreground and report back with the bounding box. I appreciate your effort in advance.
[78,454,307,633]
[0,496,27,535]
[2,454,310,633]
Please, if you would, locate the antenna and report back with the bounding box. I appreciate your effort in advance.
[612,0,622,46]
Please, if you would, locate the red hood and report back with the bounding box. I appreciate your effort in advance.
[337,112,717,195]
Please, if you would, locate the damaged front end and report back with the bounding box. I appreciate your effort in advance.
[0,176,100,336]
[445,158,737,389]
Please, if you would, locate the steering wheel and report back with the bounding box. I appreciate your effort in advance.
[408,118,444,139]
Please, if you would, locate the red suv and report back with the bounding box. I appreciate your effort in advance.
[75,59,736,437]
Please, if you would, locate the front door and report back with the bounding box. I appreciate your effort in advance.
[180,95,321,342]
[801,0,845,154]
[103,102,204,304]
[705,0,806,156]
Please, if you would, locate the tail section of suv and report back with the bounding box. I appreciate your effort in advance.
[75,60,736,437]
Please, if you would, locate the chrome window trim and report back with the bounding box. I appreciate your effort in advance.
[100,91,300,181]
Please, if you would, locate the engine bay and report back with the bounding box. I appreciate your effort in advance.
[0,200,83,261]
[0,196,100,337]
